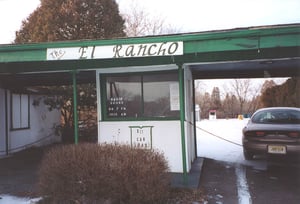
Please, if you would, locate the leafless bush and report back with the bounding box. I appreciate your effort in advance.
[37,143,170,204]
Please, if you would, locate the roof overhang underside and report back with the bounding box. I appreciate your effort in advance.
[189,57,300,79]
[1,57,299,89]
[0,24,299,88]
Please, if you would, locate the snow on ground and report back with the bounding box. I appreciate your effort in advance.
[196,118,247,163]
[0,195,41,204]
[196,118,268,170]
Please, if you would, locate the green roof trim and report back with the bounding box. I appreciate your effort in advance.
[0,24,299,73]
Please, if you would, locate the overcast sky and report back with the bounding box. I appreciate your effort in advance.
[0,0,299,44]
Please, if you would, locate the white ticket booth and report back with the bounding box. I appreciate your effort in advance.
[96,64,196,173]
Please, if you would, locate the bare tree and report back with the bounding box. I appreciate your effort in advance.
[195,92,211,119]
[231,79,252,114]
[120,0,180,37]
[222,93,239,118]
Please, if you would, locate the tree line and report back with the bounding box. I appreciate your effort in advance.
[195,77,300,119]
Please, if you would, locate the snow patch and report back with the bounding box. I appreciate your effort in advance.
[196,119,267,170]
[0,195,41,204]
[235,165,252,204]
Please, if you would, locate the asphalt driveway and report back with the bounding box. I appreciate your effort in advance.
[0,147,45,197]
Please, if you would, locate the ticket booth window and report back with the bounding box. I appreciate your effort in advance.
[106,75,142,118]
[103,72,180,119]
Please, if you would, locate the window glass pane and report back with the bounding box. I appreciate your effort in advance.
[21,94,29,128]
[143,73,179,117]
[12,94,21,129]
[106,76,142,118]
[11,93,29,129]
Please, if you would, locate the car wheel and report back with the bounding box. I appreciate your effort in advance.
[243,149,254,160]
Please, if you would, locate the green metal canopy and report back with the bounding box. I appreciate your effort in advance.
[0,24,299,82]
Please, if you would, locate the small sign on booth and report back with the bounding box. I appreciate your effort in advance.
[129,126,153,149]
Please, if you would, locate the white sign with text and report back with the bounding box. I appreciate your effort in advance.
[47,41,183,60]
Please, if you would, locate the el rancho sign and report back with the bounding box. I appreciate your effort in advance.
[47,41,183,60]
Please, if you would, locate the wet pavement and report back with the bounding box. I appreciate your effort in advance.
[198,157,300,204]
[0,147,44,197]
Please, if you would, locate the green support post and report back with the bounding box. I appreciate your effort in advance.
[178,64,188,183]
[72,70,79,144]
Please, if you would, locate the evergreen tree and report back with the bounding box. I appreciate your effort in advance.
[211,87,221,110]
[261,80,277,94]
[15,0,125,43]
[260,77,300,107]
[197,92,211,119]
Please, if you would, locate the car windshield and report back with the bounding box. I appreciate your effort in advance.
[252,109,300,124]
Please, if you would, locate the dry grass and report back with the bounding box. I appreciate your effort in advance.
[167,188,206,204]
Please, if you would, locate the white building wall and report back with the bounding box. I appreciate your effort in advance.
[99,121,183,172]
[0,90,61,156]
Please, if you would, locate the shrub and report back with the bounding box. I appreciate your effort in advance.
[37,143,170,204]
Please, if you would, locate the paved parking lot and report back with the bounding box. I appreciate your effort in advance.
[199,157,300,204]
